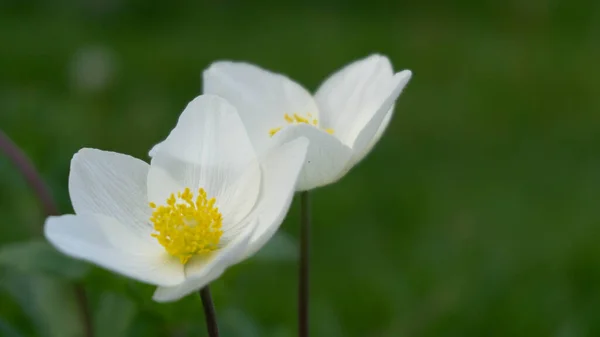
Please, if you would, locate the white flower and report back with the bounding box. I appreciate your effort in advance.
[201,54,412,191]
[44,95,308,302]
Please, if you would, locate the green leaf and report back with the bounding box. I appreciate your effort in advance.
[0,240,90,280]
[253,232,298,262]
[94,292,137,337]
[1,272,85,337]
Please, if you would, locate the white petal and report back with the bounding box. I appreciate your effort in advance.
[272,125,352,191]
[152,220,257,302]
[152,266,224,303]
[148,95,260,226]
[238,138,309,259]
[349,105,394,166]
[45,214,184,286]
[315,54,399,146]
[150,95,256,167]
[203,61,319,153]
[148,142,161,158]
[350,70,412,166]
[69,148,153,238]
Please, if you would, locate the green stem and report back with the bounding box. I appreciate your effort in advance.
[299,191,310,337]
[199,286,219,337]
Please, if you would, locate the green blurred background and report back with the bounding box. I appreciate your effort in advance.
[2,0,600,336]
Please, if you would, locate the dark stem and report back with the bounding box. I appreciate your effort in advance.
[0,130,94,337]
[199,286,219,337]
[0,130,59,219]
[299,191,310,337]
[74,283,94,337]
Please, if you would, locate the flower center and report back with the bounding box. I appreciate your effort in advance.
[149,188,223,264]
[269,113,334,137]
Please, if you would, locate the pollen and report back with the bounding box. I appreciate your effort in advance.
[149,188,223,264]
[269,113,335,137]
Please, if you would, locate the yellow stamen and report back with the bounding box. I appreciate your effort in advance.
[293,113,309,124]
[269,112,335,137]
[269,127,282,136]
[149,187,223,264]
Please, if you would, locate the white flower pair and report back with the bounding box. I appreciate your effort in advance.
[45,54,412,302]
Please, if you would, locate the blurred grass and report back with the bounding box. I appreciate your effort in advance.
[2,0,600,336]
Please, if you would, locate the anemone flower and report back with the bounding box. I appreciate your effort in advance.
[45,95,308,302]
[199,54,412,191]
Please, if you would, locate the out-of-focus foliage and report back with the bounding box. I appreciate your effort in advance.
[0,240,90,280]
[1,0,600,336]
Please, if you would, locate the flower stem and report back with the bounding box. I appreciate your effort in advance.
[299,191,310,337]
[74,283,94,337]
[0,130,58,221]
[199,286,219,337]
[0,129,94,337]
